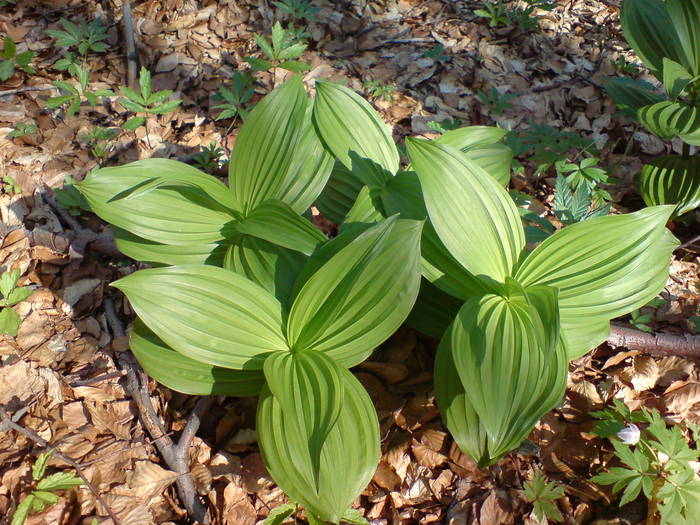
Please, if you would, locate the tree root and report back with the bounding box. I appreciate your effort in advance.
[608,323,700,358]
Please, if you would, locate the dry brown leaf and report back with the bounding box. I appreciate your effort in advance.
[128,461,177,503]
[479,490,514,525]
[630,356,660,391]
[373,461,401,492]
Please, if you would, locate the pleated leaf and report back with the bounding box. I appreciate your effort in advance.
[640,155,700,216]
[338,185,384,234]
[314,161,366,224]
[435,125,507,150]
[439,283,568,465]
[112,265,288,369]
[230,76,308,214]
[235,200,327,256]
[112,227,225,266]
[407,138,524,283]
[603,77,664,119]
[313,81,399,187]
[287,217,422,367]
[515,206,679,358]
[130,319,264,396]
[79,159,239,245]
[263,350,344,489]
[638,100,700,145]
[257,367,379,523]
[665,0,700,76]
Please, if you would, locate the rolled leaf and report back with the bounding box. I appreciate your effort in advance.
[230,76,308,214]
[263,350,344,488]
[640,155,700,216]
[515,206,678,358]
[257,367,379,523]
[130,320,263,396]
[113,265,288,369]
[79,159,239,245]
[407,138,524,283]
[313,81,399,187]
[287,217,422,367]
[235,200,327,256]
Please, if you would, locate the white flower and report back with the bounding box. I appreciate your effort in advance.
[617,423,641,445]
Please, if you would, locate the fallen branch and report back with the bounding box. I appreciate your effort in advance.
[0,85,57,98]
[103,297,211,524]
[0,408,121,525]
[608,323,700,358]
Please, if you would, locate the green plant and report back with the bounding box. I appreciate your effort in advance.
[45,65,114,116]
[45,17,109,55]
[212,70,255,122]
[245,21,309,74]
[628,297,667,332]
[474,0,510,27]
[591,403,700,524]
[6,121,37,139]
[427,118,463,134]
[613,55,641,76]
[1,175,20,195]
[191,141,225,172]
[424,44,448,63]
[11,449,84,525]
[311,81,677,467]
[363,79,396,102]
[0,36,35,82]
[507,0,555,33]
[55,175,91,216]
[477,87,516,115]
[273,0,319,22]
[81,127,115,161]
[79,78,421,523]
[606,0,700,216]
[523,470,564,523]
[0,268,33,337]
[555,156,616,203]
[118,66,181,132]
[53,51,80,74]
[553,174,611,226]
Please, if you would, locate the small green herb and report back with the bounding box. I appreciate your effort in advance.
[523,470,564,523]
[213,70,255,122]
[474,0,509,27]
[191,141,225,173]
[427,118,463,134]
[0,36,35,82]
[477,87,516,115]
[53,51,80,74]
[55,175,90,216]
[45,64,115,116]
[118,67,181,132]
[81,127,116,161]
[6,121,38,139]
[45,18,109,55]
[555,156,617,204]
[364,79,396,102]
[1,175,20,195]
[245,22,309,74]
[0,268,33,337]
[507,0,555,33]
[613,55,641,77]
[272,0,319,22]
[424,43,448,63]
[553,175,610,226]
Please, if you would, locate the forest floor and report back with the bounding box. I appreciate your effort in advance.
[0,0,699,524]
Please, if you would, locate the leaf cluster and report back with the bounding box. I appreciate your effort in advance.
[191,141,225,172]
[55,175,91,216]
[6,121,38,139]
[212,70,255,121]
[11,450,84,525]
[246,22,309,73]
[0,36,35,82]
[363,79,396,102]
[523,470,564,523]
[273,0,319,22]
[477,86,516,115]
[0,269,33,337]
[45,64,114,116]
[45,17,109,55]
[118,67,181,130]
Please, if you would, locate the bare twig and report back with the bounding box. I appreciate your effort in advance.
[40,186,83,233]
[0,408,121,525]
[608,323,700,358]
[679,234,700,251]
[0,85,57,98]
[122,0,138,89]
[68,371,126,388]
[104,296,210,523]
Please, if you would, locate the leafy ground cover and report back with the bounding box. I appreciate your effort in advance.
[0,0,699,524]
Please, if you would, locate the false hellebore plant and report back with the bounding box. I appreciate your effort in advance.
[78,76,424,523]
[311,82,679,467]
[606,0,700,216]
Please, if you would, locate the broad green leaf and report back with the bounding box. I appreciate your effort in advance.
[665,0,700,76]
[663,57,695,100]
[604,77,665,119]
[338,185,384,234]
[273,103,334,214]
[263,350,344,488]
[638,100,700,145]
[404,278,463,339]
[224,235,307,308]
[112,265,287,369]
[407,138,524,283]
[620,0,684,78]
[257,367,379,524]
[286,217,422,367]
[235,200,326,256]
[79,159,239,245]
[112,227,226,266]
[640,155,700,216]
[130,319,264,396]
[315,161,365,224]
[446,282,566,463]
[230,76,307,214]
[435,125,507,151]
[0,307,21,337]
[263,503,296,525]
[515,206,678,358]
[464,143,512,186]
[0,268,20,298]
[36,471,84,491]
[123,116,146,130]
[313,81,399,187]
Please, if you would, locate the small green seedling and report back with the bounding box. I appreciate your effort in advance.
[53,51,80,74]
[213,70,255,122]
[6,121,38,139]
[55,175,90,216]
[364,79,396,102]
[272,0,319,22]
[523,470,564,523]
[46,17,109,55]
[553,175,610,226]
[424,44,448,63]
[1,175,20,195]
[613,55,640,77]
[11,449,84,525]
[0,36,35,82]
[263,503,296,524]
[191,141,225,172]
[118,67,181,132]
[474,0,509,27]
[0,268,33,337]
[477,87,516,115]
[555,156,617,203]
[427,118,464,134]
[507,0,555,33]
[591,403,700,524]
[82,127,116,161]
[245,21,309,73]
[45,65,115,116]
[628,297,667,333]
[510,190,556,244]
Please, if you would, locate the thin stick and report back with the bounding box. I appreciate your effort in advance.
[123,0,138,89]
[678,234,700,251]
[608,323,700,358]
[0,86,57,98]
[0,408,121,525]
[68,371,125,387]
